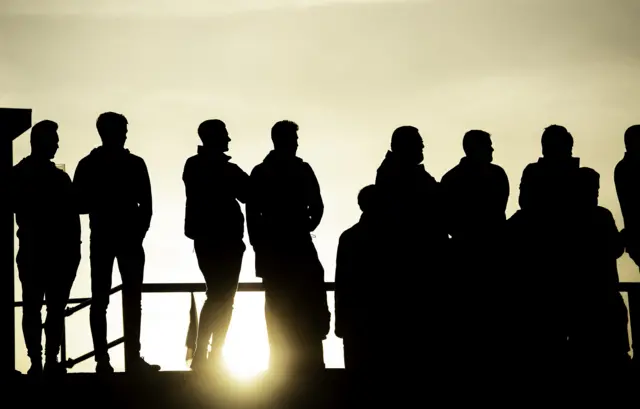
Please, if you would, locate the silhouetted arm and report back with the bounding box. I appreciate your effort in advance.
[305,163,324,232]
[137,159,153,235]
[232,164,251,205]
[498,167,510,216]
[615,162,640,234]
[246,168,263,247]
[518,165,535,211]
[72,158,92,215]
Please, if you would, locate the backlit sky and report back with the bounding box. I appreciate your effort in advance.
[3,0,639,374]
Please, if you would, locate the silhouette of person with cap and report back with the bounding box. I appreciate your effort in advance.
[182,119,249,372]
[12,120,80,376]
[73,112,159,373]
[247,120,330,372]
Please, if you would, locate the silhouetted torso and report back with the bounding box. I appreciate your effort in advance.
[519,156,580,215]
[375,150,444,240]
[183,146,249,242]
[13,155,80,248]
[440,157,509,240]
[73,146,152,238]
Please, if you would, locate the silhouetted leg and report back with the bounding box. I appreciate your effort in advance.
[263,279,289,373]
[192,240,244,369]
[89,239,116,367]
[43,250,79,373]
[116,240,146,369]
[17,247,45,374]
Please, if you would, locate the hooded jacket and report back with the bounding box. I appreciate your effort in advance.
[73,146,152,238]
[182,146,249,242]
[247,150,323,247]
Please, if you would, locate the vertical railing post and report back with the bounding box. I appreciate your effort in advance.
[628,287,639,364]
[60,312,67,367]
[122,290,132,372]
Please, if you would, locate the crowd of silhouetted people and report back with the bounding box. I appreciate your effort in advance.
[10,113,640,382]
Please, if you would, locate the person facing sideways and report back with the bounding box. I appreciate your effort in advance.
[73,112,159,373]
[247,120,330,372]
[569,167,631,373]
[439,129,510,370]
[12,120,81,376]
[615,124,640,269]
[182,119,250,373]
[334,184,383,371]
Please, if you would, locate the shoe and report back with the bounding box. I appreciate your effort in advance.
[128,357,160,373]
[96,360,115,374]
[27,360,42,376]
[44,360,67,376]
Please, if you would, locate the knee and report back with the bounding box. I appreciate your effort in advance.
[90,297,109,313]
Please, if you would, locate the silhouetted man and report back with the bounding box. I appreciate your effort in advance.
[247,120,330,372]
[73,112,159,373]
[516,125,581,372]
[12,120,80,376]
[374,126,448,372]
[335,184,381,370]
[570,167,630,373]
[615,124,640,268]
[183,120,249,372]
[439,130,510,368]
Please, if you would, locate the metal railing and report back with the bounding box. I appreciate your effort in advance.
[13,281,640,371]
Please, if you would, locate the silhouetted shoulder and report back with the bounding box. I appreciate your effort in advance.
[595,206,617,224]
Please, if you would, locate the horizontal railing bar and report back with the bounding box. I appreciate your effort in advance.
[65,337,124,369]
[14,282,640,307]
[142,282,335,293]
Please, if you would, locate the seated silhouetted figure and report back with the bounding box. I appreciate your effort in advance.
[439,130,510,367]
[569,167,630,372]
[374,126,448,372]
[247,120,330,372]
[182,120,250,372]
[12,120,80,376]
[615,124,640,269]
[73,112,159,373]
[335,185,382,371]
[513,125,581,372]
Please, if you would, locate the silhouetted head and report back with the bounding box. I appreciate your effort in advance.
[463,130,493,163]
[577,167,600,207]
[357,184,377,214]
[624,125,640,155]
[271,120,299,157]
[30,120,59,160]
[541,125,573,159]
[198,119,230,153]
[96,112,128,149]
[390,126,424,165]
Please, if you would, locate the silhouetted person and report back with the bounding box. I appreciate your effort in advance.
[334,185,381,370]
[439,130,510,368]
[247,120,330,372]
[374,126,448,374]
[73,112,159,373]
[182,120,249,372]
[615,124,640,268]
[569,167,630,372]
[11,120,80,376]
[514,125,581,373]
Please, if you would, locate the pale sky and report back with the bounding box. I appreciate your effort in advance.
[3,0,639,374]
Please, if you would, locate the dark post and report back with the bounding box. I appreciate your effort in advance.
[0,108,32,375]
